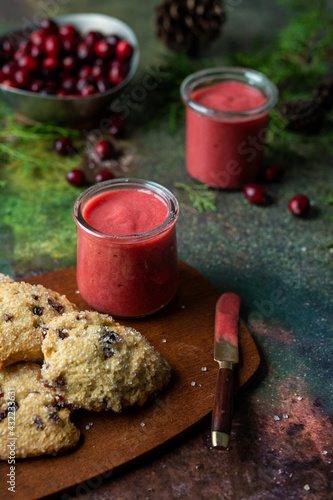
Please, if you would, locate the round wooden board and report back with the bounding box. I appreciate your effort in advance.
[0,261,260,500]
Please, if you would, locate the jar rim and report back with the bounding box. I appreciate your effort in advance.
[73,178,179,242]
[180,66,279,121]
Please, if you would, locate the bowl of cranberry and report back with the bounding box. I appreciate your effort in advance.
[0,14,139,127]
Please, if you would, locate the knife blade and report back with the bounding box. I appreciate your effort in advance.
[211,292,241,450]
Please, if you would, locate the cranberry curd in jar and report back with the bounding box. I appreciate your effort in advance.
[181,67,278,188]
[73,179,179,318]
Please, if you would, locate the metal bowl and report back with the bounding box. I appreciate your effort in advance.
[0,13,140,127]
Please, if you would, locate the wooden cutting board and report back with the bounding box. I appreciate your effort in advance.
[0,262,260,500]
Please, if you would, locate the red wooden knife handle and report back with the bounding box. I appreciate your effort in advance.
[211,366,234,450]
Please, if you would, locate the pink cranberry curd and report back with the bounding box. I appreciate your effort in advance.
[181,68,278,188]
[73,179,179,318]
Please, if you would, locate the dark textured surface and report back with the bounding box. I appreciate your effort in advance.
[0,1,332,499]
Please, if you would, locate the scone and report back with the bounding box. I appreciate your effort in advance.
[0,281,78,368]
[0,273,15,284]
[0,362,80,459]
[41,310,171,412]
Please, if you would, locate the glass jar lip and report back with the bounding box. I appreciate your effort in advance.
[180,66,279,121]
[73,178,179,242]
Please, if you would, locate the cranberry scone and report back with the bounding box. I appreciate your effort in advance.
[41,310,171,412]
[0,280,78,368]
[0,362,80,459]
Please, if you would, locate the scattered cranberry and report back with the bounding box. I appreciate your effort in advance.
[76,77,91,93]
[54,137,74,156]
[40,18,58,36]
[95,139,114,160]
[108,114,124,138]
[66,169,86,187]
[91,64,106,79]
[264,164,284,182]
[116,40,133,59]
[288,195,310,217]
[94,169,115,183]
[243,184,266,205]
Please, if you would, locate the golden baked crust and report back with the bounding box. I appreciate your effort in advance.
[0,281,78,368]
[0,273,15,284]
[41,310,171,412]
[0,362,80,459]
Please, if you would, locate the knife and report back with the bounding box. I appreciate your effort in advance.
[211,292,241,450]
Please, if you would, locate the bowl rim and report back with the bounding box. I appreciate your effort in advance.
[0,12,140,101]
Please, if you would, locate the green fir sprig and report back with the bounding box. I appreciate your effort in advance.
[174,182,217,213]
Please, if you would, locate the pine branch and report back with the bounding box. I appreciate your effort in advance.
[174,182,217,213]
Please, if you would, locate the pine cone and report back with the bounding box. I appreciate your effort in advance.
[279,99,325,132]
[313,77,333,111]
[155,0,226,57]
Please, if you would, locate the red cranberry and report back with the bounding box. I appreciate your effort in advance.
[243,184,266,205]
[264,165,284,182]
[1,79,15,87]
[62,55,77,73]
[84,31,103,46]
[95,169,115,183]
[30,79,44,92]
[54,137,74,156]
[78,65,92,79]
[105,34,120,47]
[66,169,86,187]
[18,39,32,53]
[62,37,77,53]
[2,39,14,58]
[80,84,95,96]
[13,69,31,89]
[42,56,60,75]
[61,76,76,93]
[76,77,91,93]
[288,195,310,217]
[2,61,17,78]
[30,44,44,60]
[115,40,133,59]
[18,55,39,72]
[76,42,94,63]
[44,35,62,56]
[91,64,106,79]
[30,30,45,47]
[96,77,112,93]
[56,89,67,96]
[59,24,79,39]
[13,48,26,61]
[94,39,114,59]
[95,139,114,160]
[108,114,124,138]
[40,18,58,36]
[108,60,127,86]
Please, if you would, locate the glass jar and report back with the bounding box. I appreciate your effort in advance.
[73,178,179,318]
[180,67,278,188]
